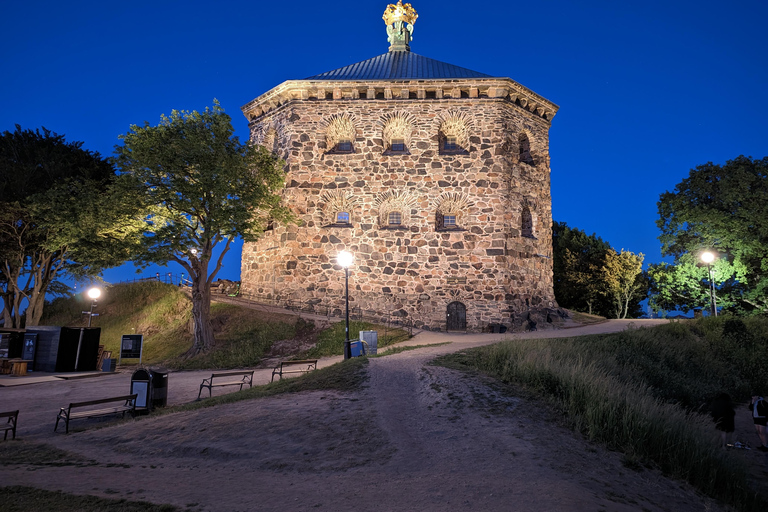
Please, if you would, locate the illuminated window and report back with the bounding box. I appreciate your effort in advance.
[388,211,402,225]
[336,211,350,224]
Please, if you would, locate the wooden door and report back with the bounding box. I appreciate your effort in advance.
[446,301,467,331]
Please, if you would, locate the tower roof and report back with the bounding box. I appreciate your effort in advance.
[304,51,495,81]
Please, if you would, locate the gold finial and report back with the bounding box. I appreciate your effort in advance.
[382,1,418,26]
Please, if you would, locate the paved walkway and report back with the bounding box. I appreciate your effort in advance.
[0,319,668,440]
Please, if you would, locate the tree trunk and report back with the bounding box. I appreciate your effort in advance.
[186,279,215,356]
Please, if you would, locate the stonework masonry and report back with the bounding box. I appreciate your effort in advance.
[240,74,561,332]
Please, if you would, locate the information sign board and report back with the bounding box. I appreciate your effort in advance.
[120,334,144,363]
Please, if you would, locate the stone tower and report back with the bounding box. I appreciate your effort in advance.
[240,1,560,332]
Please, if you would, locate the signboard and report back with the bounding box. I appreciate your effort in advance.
[119,334,144,363]
[22,333,38,362]
[446,277,467,285]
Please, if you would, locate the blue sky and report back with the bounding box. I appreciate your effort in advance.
[2,0,767,287]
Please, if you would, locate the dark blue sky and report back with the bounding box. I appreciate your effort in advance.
[2,0,767,286]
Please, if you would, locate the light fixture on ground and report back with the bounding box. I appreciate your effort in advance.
[701,251,718,317]
[337,251,354,360]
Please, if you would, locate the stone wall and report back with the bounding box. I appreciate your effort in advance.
[241,87,558,331]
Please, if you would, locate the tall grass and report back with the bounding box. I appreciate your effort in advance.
[436,318,768,511]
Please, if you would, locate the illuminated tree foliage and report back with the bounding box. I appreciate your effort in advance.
[654,156,768,315]
[0,125,132,327]
[602,249,646,319]
[114,102,290,355]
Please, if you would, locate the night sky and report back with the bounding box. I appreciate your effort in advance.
[2,0,767,289]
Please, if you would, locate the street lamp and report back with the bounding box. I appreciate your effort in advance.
[85,287,101,327]
[701,251,718,317]
[337,251,354,360]
[76,287,102,370]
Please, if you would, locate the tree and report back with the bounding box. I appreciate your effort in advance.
[114,101,290,355]
[656,155,768,314]
[0,125,129,327]
[552,221,612,315]
[602,249,646,319]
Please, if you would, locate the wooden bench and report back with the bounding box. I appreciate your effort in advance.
[55,394,137,434]
[1,410,18,440]
[197,370,254,400]
[271,359,318,382]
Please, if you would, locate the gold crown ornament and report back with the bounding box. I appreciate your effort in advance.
[382,1,418,26]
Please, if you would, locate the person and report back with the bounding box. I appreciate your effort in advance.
[711,393,735,448]
[748,394,768,451]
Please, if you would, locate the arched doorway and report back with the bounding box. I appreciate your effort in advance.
[446,301,467,331]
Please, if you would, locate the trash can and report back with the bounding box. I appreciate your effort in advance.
[150,369,168,408]
[349,339,364,357]
[359,330,378,355]
[130,368,152,413]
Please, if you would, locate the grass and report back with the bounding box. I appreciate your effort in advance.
[0,441,96,467]
[434,316,768,512]
[42,282,311,369]
[371,342,451,357]
[0,487,177,511]
[300,320,411,359]
[568,310,606,325]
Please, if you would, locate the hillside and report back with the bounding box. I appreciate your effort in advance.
[41,281,409,369]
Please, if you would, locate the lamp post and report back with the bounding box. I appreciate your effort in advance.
[701,251,717,317]
[337,251,354,360]
[76,287,102,370]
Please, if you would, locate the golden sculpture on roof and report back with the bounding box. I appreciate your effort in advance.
[382,1,418,27]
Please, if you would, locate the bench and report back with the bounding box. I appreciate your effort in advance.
[55,394,137,434]
[271,359,318,382]
[197,370,254,400]
[1,410,18,440]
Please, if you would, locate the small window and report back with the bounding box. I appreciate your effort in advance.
[519,134,534,165]
[388,211,402,225]
[336,211,350,224]
[444,136,457,151]
[444,215,457,228]
[337,139,352,152]
[391,139,405,152]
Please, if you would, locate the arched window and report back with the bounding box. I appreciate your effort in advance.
[521,206,534,238]
[434,192,472,231]
[325,115,355,154]
[381,112,414,154]
[519,133,534,165]
[439,112,471,155]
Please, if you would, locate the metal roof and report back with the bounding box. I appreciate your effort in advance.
[304,51,494,81]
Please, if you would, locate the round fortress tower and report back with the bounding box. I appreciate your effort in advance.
[240,2,560,332]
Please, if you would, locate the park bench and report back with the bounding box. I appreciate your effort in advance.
[55,394,137,434]
[197,370,254,400]
[1,410,18,440]
[271,359,318,382]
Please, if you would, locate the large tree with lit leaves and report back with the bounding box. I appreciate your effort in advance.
[114,102,290,355]
[652,155,768,315]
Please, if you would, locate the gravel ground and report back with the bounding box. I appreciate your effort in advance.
[0,319,757,511]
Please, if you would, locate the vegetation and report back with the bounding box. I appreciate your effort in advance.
[553,221,647,318]
[300,320,411,359]
[653,155,768,315]
[434,317,768,511]
[0,487,177,512]
[42,281,301,369]
[113,101,291,356]
[0,125,134,327]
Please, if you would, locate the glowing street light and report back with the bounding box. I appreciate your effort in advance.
[337,251,354,360]
[76,287,102,370]
[701,251,717,317]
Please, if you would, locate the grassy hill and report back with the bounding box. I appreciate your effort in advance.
[41,281,409,369]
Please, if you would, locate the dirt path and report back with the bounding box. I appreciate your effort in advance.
[0,320,745,511]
